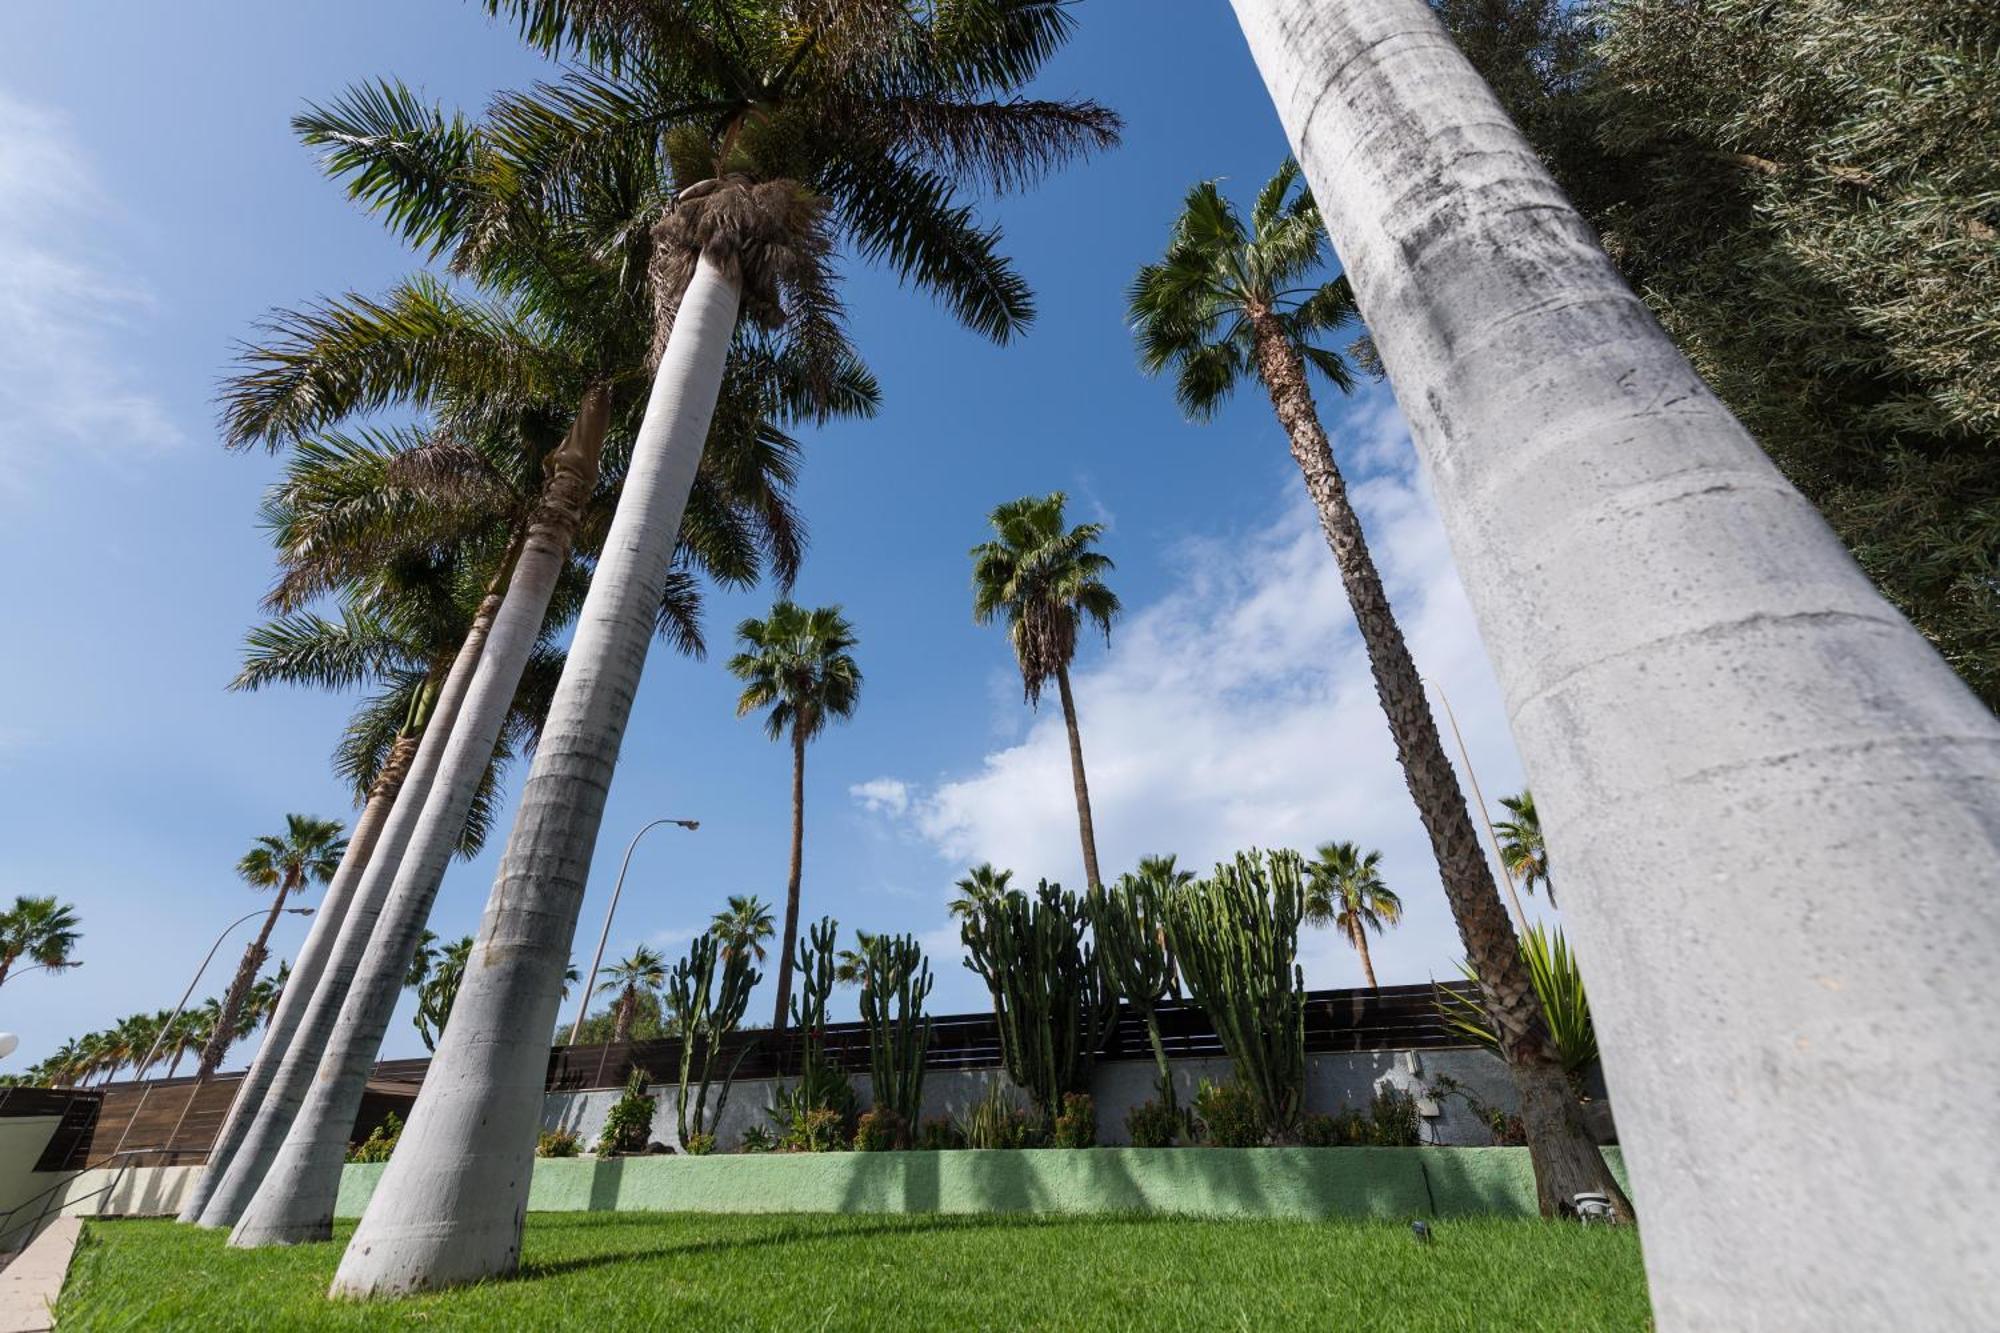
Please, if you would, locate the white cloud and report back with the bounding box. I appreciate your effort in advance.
[0,89,182,493]
[848,777,911,818]
[857,392,1546,990]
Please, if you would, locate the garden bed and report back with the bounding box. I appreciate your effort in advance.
[58,1211,1650,1330]
[335,1146,1629,1221]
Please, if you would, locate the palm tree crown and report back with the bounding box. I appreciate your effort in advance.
[727,601,863,743]
[1494,789,1555,906]
[1304,840,1403,989]
[711,895,776,964]
[0,895,82,985]
[598,945,669,1001]
[1128,158,1360,418]
[948,863,1013,921]
[971,492,1119,707]
[237,815,349,895]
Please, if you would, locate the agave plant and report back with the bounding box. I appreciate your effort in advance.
[1437,923,1597,1076]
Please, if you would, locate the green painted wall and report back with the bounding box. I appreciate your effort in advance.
[335,1147,1627,1221]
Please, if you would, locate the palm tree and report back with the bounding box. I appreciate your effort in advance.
[728,602,862,1033]
[596,946,669,1045]
[1130,158,1625,1217]
[196,817,345,1081]
[1303,842,1402,989]
[711,896,776,965]
[412,936,476,1052]
[0,895,81,987]
[333,3,1113,1296]
[947,864,1014,922]
[1494,790,1554,908]
[972,493,1121,891]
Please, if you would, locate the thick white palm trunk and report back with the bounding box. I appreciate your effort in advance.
[193,622,487,1228]
[228,474,593,1248]
[175,759,396,1223]
[1230,1,2000,1327]
[332,257,743,1299]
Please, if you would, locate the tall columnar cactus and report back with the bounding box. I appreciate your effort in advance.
[663,931,760,1146]
[857,933,934,1129]
[1089,869,1179,1108]
[1164,849,1307,1140]
[961,880,1117,1120]
[785,916,851,1114]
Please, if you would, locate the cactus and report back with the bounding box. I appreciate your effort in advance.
[664,930,760,1146]
[960,879,1117,1120]
[856,932,933,1130]
[1163,849,1307,1140]
[1088,867,1179,1108]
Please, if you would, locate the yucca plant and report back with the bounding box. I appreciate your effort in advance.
[1437,923,1597,1076]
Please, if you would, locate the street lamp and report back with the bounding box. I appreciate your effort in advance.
[568,818,699,1045]
[1422,676,1531,932]
[108,906,314,1159]
[3,960,85,984]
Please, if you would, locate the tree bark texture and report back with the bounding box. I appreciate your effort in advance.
[771,724,807,1035]
[196,878,293,1081]
[1054,665,1102,891]
[1231,1,2000,1325]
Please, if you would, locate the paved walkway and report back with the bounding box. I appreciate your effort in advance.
[0,1217,80,1333]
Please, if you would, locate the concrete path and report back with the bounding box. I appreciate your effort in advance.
[0,1217,80,1332]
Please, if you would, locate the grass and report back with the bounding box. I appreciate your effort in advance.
[58,1212,1650,1330]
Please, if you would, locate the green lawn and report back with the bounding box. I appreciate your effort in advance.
[58,1212,1650,1331]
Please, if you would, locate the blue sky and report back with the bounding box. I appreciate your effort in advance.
[0,1,1548,1069]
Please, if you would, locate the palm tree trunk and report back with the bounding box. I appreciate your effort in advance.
[176,734,408,1223]
[196,881,291,1081]
[613,988,636,1046]
[1353,921,1379,990]
[772,725,808,1034]
[1233,1,2000,1324]
[1053,665,1103,891]
[0,957,13,988]
[192,558,507,1231]
[333,253,745,1299]
[1248,308,1626,1218]
[227,389,613,1250]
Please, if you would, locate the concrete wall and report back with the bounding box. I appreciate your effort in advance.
[336,1147,1631,1221]
[0,1112,200,1247]
[542,1048,1528,1151]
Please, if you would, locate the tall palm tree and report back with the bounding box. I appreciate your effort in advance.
[334,3,1113,1296]
[728,602,862,1033]
[596,946,669,1045]
[1494,790,1554,908]
[196,817,345,1081]
[0,895,81,987]
[411,936,476,1052]
[1303,842,1402,989]
[711,896,775,965]
[1130,158,1625,1216]
[972,493,1120,891]
[947,864,1013,922]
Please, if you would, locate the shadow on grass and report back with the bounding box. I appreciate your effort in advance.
[515,1212,1150,1283]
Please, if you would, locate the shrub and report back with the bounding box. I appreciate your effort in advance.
[781,1106,850,1153]
[536,1127,582,1158]
[683,1132,717,1156]
[1051,1093,1096,1149]
[347,1112,401,1164]
[1125,1098,1183,1148]
[1298,1109,1369,1147]
[1368,1087,1421,1147]
[597,1068,659,1157]
[853,1107,906,1152]
[960,1082,1041,1149]
[1194,1079,1264,1148]
[737,1125,777,1154]
[916,1116,965,1151]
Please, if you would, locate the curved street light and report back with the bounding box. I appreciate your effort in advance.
[108,906,314,1159]
[568,818,700,1045]
[2,959,85,984]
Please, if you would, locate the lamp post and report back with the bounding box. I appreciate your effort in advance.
[1422,677,1531,933]
[108,906,314,1160]
[2,960,84,984]
[568,818,699,1045]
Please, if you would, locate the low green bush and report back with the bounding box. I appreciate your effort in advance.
[683,1132,717,1156]
[916,1116,965,1151]
[537,1127,583,1158]
[1368,1087,1421,1147]
[1194,1079,1264,1148]
[960,1082,1041,1149]
[1298,1109,1368,1147]
[1125,1098,1183,1148]
[597,1068,659,1157]
[781,1106,850,1152]
[1051,1093,1096,1148]
[346,1112,401,1164]
[853,1107,906,1152]
[737,1125,777,1154]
